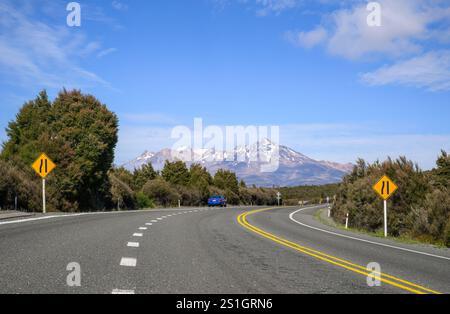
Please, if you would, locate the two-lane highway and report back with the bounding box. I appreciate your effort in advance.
[0,206,448,294]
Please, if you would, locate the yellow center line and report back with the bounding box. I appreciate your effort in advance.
[237,207,441,295]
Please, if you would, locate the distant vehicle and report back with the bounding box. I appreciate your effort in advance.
[208,195,227,207]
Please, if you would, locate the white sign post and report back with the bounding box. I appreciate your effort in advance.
[373,175,398,238]
[383,200,387,238]
[32,153,56,214]
[42,178,46,214]
[276,192,281,206]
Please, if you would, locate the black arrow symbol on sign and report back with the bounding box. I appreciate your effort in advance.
[381,181,390,195]
[39,159,48,174]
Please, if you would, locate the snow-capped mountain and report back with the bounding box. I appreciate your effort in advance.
[122,139,353,186]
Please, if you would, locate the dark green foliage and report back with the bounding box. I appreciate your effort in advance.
[214,169,239,195]
[0,160,41,211]
[1,89,118,212]
[444,218,450,247]
[136,191,155,209]
[434,150,450,188]
[142,178,180,207]
[161,161,190,186]
[334,153,450,246]
[280,184,339,205]
[133,163,158,190]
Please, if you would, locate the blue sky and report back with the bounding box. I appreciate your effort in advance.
[0,0,449,169]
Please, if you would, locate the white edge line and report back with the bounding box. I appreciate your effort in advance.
[112,289,135,294]
[0,208,208,226]
[289,207,450,261]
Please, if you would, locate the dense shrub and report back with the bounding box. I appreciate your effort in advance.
[136,191,155,209]
[109,171,136,210]
[142,178,180,207]
[0,160,41,211]
[334,152,450,246]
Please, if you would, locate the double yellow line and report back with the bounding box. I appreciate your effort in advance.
[237,207,441,294]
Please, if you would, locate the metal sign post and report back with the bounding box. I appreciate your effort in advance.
[32,153,56,214]
[373,175,398,238]
[276,192,281,206]
[383,200,387,238]
[42,178,46,214]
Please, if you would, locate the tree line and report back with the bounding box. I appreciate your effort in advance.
[332,153,450,247]
[0,90,280,212]
[110,162,280,209]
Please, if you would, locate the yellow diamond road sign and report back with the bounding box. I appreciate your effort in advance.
[32,153,56,178]
[373,175,398,200]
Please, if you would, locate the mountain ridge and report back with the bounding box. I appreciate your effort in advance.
[122,140,353,187]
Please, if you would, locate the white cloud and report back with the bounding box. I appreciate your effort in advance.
[97,48,117,58]
[112,1,128,11]
[0,1,112,89]
[285,26,327,48]
[361,50,450,91]
[286,0,450,91]
[289,0,445,59]
[214,0,300,16]
[255,0,299,16]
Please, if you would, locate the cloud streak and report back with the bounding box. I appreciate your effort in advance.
[361,50,450,91]
[0,0,113,90]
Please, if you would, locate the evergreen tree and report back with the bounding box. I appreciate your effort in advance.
[214,169,239,195]
[133,163,157,190]
[161,160,190,186]
[434,150,450,188]
[1,89,118,212]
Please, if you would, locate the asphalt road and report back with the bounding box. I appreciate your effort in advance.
[0,206,448,294]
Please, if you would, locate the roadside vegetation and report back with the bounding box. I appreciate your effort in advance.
[332,154,450,247]
[0,90,280,212]
[280,184,339,205]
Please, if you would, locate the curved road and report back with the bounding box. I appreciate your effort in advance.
[0,206,448,294]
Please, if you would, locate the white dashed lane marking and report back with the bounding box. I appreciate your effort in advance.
[120,257,137,267]
[114,209,214,294]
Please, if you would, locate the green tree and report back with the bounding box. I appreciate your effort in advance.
[434,150,450,188]
[133,163,157,190]
[161,161,190,186]
[1,89,118,212]
[214,169,239,195]
[2,90,52,164]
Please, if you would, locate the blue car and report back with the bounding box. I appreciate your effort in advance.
[208,195,227,207]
